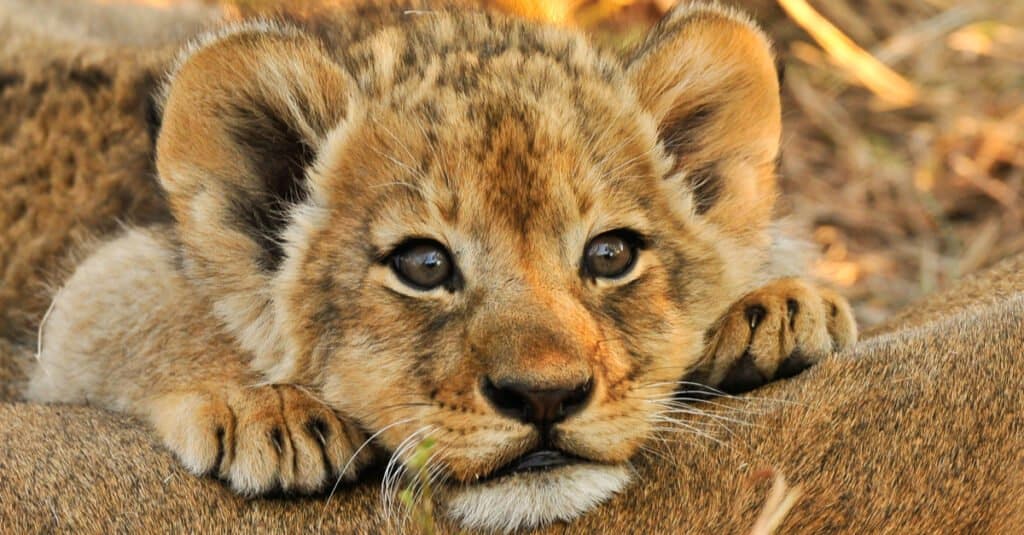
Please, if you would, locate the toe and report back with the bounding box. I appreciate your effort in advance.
[744,292,792,377]
[821,288,858,350]
[280,387,333,492]
[147,391,232,477]
[226,388,289,495]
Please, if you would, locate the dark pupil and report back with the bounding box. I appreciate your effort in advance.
[395,244,451,289]
[587,235,633,277]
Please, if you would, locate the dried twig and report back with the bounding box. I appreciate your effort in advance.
[777,0,919,108]
[749,469,803,535]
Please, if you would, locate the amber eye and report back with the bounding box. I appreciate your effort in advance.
[389,240,455,290]
[583,230,640,279]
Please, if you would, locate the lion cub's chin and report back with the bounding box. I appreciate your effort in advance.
[442,463,632,533]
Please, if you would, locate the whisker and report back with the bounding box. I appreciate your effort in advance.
[643,394,767,414]
[638,398,771,429]
[646,408,741,441]
[318,416,417,528]
[648,402,757,431]
[669,396,773,417]
[653,405,759,428]
[647,421,728,449]
[634,378,808,409]
[382,425,435,519]
[382,430,423,517]
[408,446,447,517]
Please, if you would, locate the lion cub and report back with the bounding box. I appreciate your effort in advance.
[28,1,855,531]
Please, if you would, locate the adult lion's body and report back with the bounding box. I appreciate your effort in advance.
[1,2,1022,533]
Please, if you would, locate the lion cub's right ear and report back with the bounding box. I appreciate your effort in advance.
[626,5,781,241]
[156,24,354,371]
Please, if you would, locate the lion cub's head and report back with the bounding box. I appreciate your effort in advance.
[155,2,780,531]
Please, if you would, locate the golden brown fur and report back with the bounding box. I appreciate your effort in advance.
[2,2,1022,533]
[6,1,867,532]
[3,253,1022,532]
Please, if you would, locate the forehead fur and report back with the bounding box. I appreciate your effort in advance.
[301,7,671,252]
[154,0,781,379]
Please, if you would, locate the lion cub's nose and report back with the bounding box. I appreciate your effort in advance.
[482,378,593,428]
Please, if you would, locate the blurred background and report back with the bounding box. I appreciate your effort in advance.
[104,0,1024,326]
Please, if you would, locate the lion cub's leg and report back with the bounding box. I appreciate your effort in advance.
[698,279,857,393]
[27,228,372,495]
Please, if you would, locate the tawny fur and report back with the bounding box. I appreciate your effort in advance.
[3,254,1022,533]
[7,1,865,532]
[2,2,1022,533]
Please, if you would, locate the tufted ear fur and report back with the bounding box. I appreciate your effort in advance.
[627,4,781,240]
[156,24,353,373]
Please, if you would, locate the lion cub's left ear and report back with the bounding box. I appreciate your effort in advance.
[627,5,781,238]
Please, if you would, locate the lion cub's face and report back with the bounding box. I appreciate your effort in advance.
[156,4,780,531]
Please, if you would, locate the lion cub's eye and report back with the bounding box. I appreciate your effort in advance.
[389,240,455,291]
[583,230,641,279]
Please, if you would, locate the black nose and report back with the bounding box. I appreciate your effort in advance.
[482,377,593,428]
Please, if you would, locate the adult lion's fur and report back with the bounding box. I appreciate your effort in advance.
[1,3,1022,533]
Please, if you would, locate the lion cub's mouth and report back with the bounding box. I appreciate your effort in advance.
[483,449,582,482]
[443,452,631,532]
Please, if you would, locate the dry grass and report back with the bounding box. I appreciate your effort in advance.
[128,0,1024,326]
[758,0,1024,326]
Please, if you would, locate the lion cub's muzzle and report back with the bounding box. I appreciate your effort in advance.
[479,376,594,479]
[443,370,631,532]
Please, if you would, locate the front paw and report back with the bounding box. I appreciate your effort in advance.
[701,278,857,393]
[147,384,373,495]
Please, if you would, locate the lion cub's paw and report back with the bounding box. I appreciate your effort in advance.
[703,278,857,393]
[147,385,372,495]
